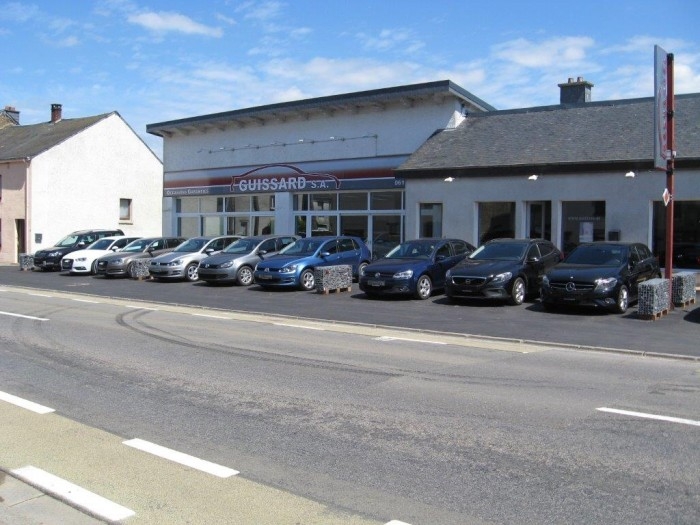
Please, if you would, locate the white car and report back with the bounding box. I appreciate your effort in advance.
[61,236,141,274]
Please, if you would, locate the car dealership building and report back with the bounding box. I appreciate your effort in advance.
[147,79,700,260]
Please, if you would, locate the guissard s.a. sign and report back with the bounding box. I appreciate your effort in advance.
[231,164,341,194]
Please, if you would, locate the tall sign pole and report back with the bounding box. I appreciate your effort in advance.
[654,46,675,283]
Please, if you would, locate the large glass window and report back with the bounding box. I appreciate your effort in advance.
[561,201,605,254]
[478,202,515,244]
[340,215,368,239]
[420,203,442,238]
[371,191,402,210]
[177,217,200,238]
[653,200,700,266]
[339,192,367,210]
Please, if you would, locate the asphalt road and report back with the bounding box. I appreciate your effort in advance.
[1,287,698,524]
[0,265,698,359]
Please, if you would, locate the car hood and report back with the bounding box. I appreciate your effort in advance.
[545,263,620,282]
[450,259,519,276]
[200,252,254,265]
[99,252,148,262]
[65,249,110,259]
[35,246,73,255]
[256,254,315,269]
[151,251,199,263]
[364,258,427,274]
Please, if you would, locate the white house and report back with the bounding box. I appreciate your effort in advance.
[0,104,163,264]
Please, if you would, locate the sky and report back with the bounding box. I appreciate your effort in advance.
[1,0,699,159]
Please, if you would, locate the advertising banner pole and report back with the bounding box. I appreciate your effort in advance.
[664,53,675,284]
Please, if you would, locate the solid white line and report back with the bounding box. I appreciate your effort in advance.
[11,466,135,521]
[29,293,53,297]
[123,438,239,478]
[386,521,413,525]
[0,311,49,321]
[124,304,158,310]
[191,313,230,319]
[375,336,446,345]
[273,323,325,331]
[72,299,101,304]
[597,407,700,427]
[0,391,54,414]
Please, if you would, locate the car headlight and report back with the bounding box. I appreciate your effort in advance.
[169,259,183,266]
[393,269,414,279]
[491,272,513,284]
[220,260,235,269]
[594,277,618,292]
[280,265,297,274]
[76,257,87,262]
[112,258,124,264]
[445,269,452,278]
[542,275,549,286]
[48,251,62,257]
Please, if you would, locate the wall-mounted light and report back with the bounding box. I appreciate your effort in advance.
[444,176,455,182]
[625,171,636,178]
[528,174,539,181]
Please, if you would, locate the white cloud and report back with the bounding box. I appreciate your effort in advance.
[493,36,595,68]
[357,28,425,55]
[0,1,40,22]
[128,11,223,38]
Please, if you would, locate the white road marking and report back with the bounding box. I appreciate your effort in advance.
[124,304,158,310]
[11,466,135,521]
[597,407,700,427]
[191,313,230,319]
[273,323,325,331]
[71,298,101,304]
[28,293,53,297]
[386,521,413,525]
[375,336,446,345]
[123,438,239,478]
[0,391,55,414]
[0,311,49,321]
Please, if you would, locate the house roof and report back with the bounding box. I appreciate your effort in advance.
[146,80,496,137]
[0,113,113,162]
[397,93,700,177]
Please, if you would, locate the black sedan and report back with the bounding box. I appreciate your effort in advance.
[359,238,475,300]
[541,241,661,313]
[445,239,563,305]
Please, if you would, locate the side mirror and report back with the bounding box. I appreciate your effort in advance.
[436,254,446,262]
[111,246,119,252]
[320,251,331,258]
[526,256,540,264]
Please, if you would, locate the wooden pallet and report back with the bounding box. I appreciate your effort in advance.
[674,297,696,308]
[638,309,669,321]
[317,286,352,295]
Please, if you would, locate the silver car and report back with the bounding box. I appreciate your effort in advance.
[198,235,298,285]
[95,237,186,278]
[149,236,240,282]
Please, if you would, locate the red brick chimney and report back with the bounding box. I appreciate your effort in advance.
[50,103,62,123]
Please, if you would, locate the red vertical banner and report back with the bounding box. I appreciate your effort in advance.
[654,45,669,171]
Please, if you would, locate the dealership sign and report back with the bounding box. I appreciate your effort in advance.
[654,45,670,171]
[231,164,341,193]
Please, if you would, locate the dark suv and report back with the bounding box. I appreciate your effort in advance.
[33,229,125,271]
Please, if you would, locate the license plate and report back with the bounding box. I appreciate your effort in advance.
[257,274,272,280]
[367,280,384,287]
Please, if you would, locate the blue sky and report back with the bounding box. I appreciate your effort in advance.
[2,0,698,158]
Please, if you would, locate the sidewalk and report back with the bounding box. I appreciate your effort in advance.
[0,470,104,525]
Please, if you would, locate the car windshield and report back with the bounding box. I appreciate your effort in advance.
[564,245,628,266]
[122,239,152,253]
[279,238,322,256]
[87,239,114,250]
[385,241,436,259]
[55,234,80,247]
[469,242,528,261]
[173,238,207,253]
[223,238,261,254]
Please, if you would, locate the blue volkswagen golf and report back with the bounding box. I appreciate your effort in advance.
[359,238,475,299]
[253,235,372,290]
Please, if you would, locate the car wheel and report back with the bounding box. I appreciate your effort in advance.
[236,265,254,286]
[185,263,199,282]
[299,269,315,291]
[509,277,526,305]
[127,262,136,278]
[615,285,629,314]
[90,260,98,275]
[414,275,432,300]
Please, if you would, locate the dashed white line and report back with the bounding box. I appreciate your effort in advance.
[597,407,700,427]
[0,391,55,414]
[375,336,446,345]
[11,466,135,521]
[191,313,230,319]
[28,293,53,297]
[71,298,101,304]
[386,521,413,525]
[0,311,49,321]
[273,322,325,331]
[123,438,239,478]
[124,304,158,310]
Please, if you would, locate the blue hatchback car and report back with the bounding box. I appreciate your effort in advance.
[253,235,372,290]
[359,238,475,299]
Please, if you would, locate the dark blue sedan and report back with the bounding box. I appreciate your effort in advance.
[359,238,475,299]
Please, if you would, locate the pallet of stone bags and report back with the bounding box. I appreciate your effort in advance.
[315,265,352,294]
[672,272,697,307]
[637,278,670,320]
[129,259,151,280]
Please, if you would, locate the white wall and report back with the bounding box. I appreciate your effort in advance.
[28,114,163,253]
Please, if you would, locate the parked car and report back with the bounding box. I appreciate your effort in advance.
[445,238,563,305]
[541,241,661,313]
[253,235,372,290]
[61,236,141,274]
[95,236,185,278]
[198,235,298,285]
[148,236,240,282]
[33,229,125,271]
[359,238,475,299]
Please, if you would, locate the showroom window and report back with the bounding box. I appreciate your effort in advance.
[175,195,275,236]
[652,200,700,264]
[561,201,606,254]
[478,202,515,244]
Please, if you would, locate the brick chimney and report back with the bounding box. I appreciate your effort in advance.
[3,105,20,124]
[50,103,62,123]
[558,77,594,104]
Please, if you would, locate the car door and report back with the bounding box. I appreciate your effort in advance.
[318,239,342,268]
[523,243,546,292]
[430,241,454,288]
[337,238,361,271]
[147,238,168,257]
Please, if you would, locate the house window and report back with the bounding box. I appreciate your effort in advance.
[419,203,442,237]
[120,199,132,221]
